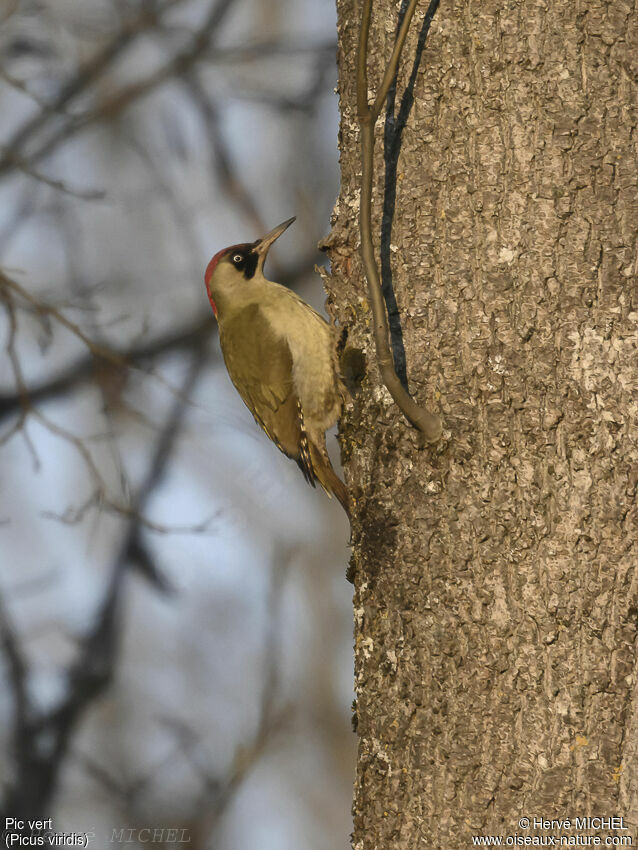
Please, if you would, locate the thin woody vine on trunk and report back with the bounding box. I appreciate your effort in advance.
[356,0,442,442]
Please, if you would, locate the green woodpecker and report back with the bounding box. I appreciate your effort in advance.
[205,217,349,515]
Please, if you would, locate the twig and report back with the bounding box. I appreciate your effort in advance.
[1,291,37,464]
[0,315,211,425]
[0,270,207,408]
[0,65,51,110]
[41,491,219,536]
[0,0,186,178]
[0,341,208,817]
[356,0,441,441]
[203,37,336,64]
[0,271,127,367]
[0,252,318,426]
[0,594,29,737]
[0,0,18,26]
[184,75,265,235]
[184,545,292,845]
[0,0,238,179]
[10,156,105,201]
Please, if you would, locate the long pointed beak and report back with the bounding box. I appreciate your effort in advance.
[254,216,296,261]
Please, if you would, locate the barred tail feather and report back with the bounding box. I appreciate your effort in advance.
[309,442,350,518]
[296,399,316,487]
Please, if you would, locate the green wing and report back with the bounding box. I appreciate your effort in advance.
[219,303,315,485]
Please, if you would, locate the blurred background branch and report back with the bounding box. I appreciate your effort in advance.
[0,0,352,846]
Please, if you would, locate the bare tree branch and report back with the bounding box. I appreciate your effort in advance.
[0,0,238,181]
[0,253,319,426]
[0,338,208,819]
[0,0,186,178]
[204,37,336,64]
[0,0,346,833]
[0,270,129,366]
[184,74,265,235]
[9,157,106,201]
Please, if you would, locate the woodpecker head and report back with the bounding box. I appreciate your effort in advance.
[205,217,295,318]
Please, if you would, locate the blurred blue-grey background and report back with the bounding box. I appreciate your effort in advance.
[0,1,353,846]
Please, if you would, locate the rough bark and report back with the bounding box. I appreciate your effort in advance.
[323,0,638,846]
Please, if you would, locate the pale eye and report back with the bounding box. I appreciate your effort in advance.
[233,254,242,264]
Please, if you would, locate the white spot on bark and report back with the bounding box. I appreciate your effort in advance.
[498,246,516,264]
[361,637,374,659]
[386,650,398,673]
[489,354,507,374]
[372,740,392,775]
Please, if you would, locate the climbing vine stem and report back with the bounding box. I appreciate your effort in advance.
[356,0,442,442]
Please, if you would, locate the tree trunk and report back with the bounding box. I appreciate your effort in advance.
[324,0,638,846]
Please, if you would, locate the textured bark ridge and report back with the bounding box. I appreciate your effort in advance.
[322,0,638,846]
